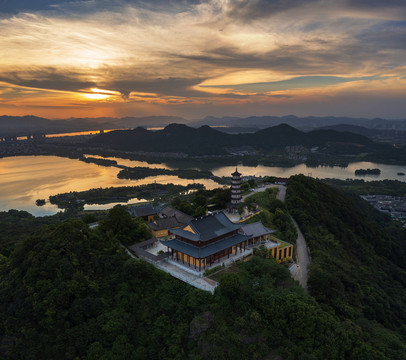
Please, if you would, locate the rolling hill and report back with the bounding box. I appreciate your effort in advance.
[88,123,379,156]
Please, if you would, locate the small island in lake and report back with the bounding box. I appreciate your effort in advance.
[79,156,118,167]
[35,199,46,206]
[397,172,405,176]
[355,168,381,176]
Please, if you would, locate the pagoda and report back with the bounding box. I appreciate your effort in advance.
[227,168,242,213]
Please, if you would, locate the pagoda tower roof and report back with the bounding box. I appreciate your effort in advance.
[232,168,241,176]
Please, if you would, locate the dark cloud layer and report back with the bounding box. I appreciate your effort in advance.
[0,0,200,15]
[347,0,406,9]
[224,0,320,22]
[180,41,381,75]
[0,69,96,92]
[105,77,207,98]
[0,67,208,98]
[0,0,76,13]
[357,21,406,50]
[1,0,406,118]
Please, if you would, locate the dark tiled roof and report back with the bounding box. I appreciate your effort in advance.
[159,206,193,224]
[241,222,275,237]
[148,216,185,231]
[171,212,241,241]
[128,238,158,250]
[128,239,170,261]
[170,228,200,241]
[129,204,158,217]
[161,233,250,258]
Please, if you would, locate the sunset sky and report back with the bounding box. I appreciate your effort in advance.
[1,0,405,119]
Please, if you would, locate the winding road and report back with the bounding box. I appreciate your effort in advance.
[244,184,310,289]
[290,218,309,289]
[275,185,310,289]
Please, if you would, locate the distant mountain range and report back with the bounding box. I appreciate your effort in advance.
[189,115,406,131]
[87,123,379,156]
[0,115,187,136]
[2,114,406,137]
[317,124,380,137]
[0,115,406,147]
[0,115,114,136]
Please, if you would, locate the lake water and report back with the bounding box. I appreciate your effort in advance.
[209,162,406,180]
[90,155,406,181]
[1,155,406,216]
[0,156,218,216]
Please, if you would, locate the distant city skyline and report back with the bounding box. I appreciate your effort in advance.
[0,0,405,119]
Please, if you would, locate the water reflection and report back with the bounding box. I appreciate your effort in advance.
[90,155,406,182]
[83,154,173,170]
[1,155,406,217]
[210,162,406,180]
[84,198,143,211]
[46,128,122,138]
[0,156,219,216]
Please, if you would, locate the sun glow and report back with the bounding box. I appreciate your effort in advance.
[0,1,405,118]
[90,88,118,95]
[81,88,120,100]
[82,93,110,100]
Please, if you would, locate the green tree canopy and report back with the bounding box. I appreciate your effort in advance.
[99,205,151,245]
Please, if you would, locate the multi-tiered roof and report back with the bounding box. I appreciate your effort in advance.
[164,212,249,258]
[230,168,242,205]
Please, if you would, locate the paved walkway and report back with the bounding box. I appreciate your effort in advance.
[290,218,309,289]
[158,259,217,294]
[235,183,309,289]
[241,184,282,202]
[275,185,286,202]
[241,184,287,203]
[123,243,218,293]
[273,184,310,290]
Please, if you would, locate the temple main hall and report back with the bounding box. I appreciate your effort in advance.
[162,212,277,271]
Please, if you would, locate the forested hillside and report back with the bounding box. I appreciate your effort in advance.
[286,175,406,357]
[1,180,406,359]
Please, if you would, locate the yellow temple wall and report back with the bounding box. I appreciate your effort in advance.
[152,229,169,238]
[175,251,204,267]
[271,245,294,263]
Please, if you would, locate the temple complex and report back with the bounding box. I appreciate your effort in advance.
[129,169,294,289]
[147,205,193,238]
[129,204,158,222]
[162,212,291,271]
